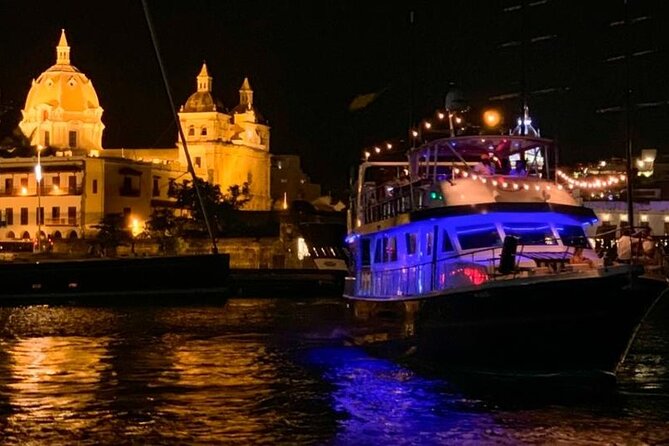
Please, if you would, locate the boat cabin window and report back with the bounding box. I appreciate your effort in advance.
[373,235,398,263]
[405,233,417,255]
[384,236,398,262]
[360,238,371,267]
[374,238,383,264]
[556,224,590,248]
[441,229,454,252]
[425,232,433,256]
[456,224,502,251]
[502,222,556,245]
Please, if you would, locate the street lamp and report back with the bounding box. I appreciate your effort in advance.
[35,145,43,252]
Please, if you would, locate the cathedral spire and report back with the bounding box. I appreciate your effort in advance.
[239,77,253,109]
[197,61,212,92]
[56,29,70,65]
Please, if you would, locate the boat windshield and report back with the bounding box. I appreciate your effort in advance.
[502,222,557,245]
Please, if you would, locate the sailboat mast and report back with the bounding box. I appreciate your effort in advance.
[141,1,218,254]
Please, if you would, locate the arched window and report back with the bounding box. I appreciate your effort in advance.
[22,231,31,239]
[68,230,78,240]
[188,126,195,136]
[201,127,208,136]
[52,231,62,240]
[6,231,15,239]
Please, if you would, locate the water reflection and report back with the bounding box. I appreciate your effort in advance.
[0,297,664,445]
[3,336,110,435]
[305,346,500,445]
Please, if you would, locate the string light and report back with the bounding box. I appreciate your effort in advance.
[448,169,569,193]
[556,169,626,190]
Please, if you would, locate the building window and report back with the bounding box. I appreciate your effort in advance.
[36,207,44,225]
[152,177,160,197]
[188,126,195,136]
[20,178,28,188]
[195,157,202,168]
[44,131,50,147]
[20,208,28,225]
[6,231,15,239]
[68,130,77,148]
[92,179,98,194]
[5,208,13,226]
[201,127,207,136]
[68,175,77,194]
[52,206,60,220]
[4,178,12,193]
[52,176,60,188]
[68,207,77,225]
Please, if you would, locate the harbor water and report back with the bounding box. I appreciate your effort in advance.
[0,293,667,445]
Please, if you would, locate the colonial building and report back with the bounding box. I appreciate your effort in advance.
[0,30,274,244]
[107,63,272,211]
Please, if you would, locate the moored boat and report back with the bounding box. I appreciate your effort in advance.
[343,132,667,380]
[0,253,230,304]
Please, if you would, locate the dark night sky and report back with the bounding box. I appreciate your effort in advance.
[0,0,667,195]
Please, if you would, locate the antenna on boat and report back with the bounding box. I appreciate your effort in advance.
[408,9,415,145]
[141,1,219,254]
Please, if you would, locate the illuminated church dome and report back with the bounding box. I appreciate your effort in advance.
[19,29,104,153]
[182,63,224,112]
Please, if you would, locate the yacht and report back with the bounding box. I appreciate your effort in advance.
[343,131,667,380]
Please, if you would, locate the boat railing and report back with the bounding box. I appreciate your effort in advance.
[358,172,551,226]
[355,238,598,298]
[360,178,430,225]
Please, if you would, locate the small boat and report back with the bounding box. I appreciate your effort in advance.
[343,131,668,381]
[0,253,230,304]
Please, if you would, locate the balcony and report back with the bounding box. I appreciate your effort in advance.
[0,186,83,196]
[44,217,79,226]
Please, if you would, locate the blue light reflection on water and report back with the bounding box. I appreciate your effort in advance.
[0,296,666,444]
[303,346,500,445]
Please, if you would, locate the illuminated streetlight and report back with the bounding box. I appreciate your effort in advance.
[35,145,44,252]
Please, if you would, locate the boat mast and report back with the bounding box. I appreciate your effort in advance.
[142,1,218,254]
[624,0,634,232]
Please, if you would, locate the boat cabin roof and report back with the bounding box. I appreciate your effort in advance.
[409,135,552,163]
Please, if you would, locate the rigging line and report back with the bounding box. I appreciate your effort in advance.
[141,0,218,254]
[150,120,176,148]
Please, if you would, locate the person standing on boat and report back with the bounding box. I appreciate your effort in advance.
[616,228,633,263]
[641,227,658,264]
[473,154,494,175]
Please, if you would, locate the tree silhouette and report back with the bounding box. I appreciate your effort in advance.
[91,213,131,257]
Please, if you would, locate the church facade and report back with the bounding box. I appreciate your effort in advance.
[0,30,271,244]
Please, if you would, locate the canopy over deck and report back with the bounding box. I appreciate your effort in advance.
[409,135,553,163]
